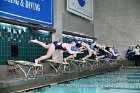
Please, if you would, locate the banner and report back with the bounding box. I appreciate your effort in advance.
[67,0,93,20]
[0,0,54,27]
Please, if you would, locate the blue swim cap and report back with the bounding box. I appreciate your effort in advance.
[88,39,94,45]
[91,39,94,43]
[82,38,88,43]
[90,44,94,49]
[71,37,78,43]
[68,37,74,43]
[71,46,77,51]
[114,49,118,54]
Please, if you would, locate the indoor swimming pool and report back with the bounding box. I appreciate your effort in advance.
[27,68,140,93]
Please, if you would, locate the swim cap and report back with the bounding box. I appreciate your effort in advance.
[89,44,94,49]
[82,38,88,43]
[71,37,78,43]
[91,39,94,43]
[68,37,74,43]
[88,39,94,45]
[114,49,118,54]
[112,49,118,59]
[71,46,77,51]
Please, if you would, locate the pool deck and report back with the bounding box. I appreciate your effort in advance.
[0,64,121,93]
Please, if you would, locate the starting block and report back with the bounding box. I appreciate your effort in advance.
[86,59,104,68]
[13,60,43,79]
[47,60,70,73]
[99,58,117,66]
[98,59,110,67]
[106,58,117,65]
[68,59,92,71]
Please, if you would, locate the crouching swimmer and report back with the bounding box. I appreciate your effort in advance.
[106,47,120,57]
[81,41,98,62]
[30,39,82,64]
[72,38,97,61]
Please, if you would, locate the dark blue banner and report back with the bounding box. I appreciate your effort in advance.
[0,0,54,27]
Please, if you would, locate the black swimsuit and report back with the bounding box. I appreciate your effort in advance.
[53,41,66,51]
[105,47,111,52]
[105,47,114,58]
[76,41,82,47]
[94,45,99,49]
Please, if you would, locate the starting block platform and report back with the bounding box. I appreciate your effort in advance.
[47,60,70,73]
[86,59,104,68]
[13,60,43,79]
[68,59,93,71]
[86,58,117,68]
[106,58,117,65]
[99,58,117,66]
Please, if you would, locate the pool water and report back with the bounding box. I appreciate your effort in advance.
[29,86,139,93]
[28,68,140,93]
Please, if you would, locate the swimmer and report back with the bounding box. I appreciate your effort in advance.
[30,39,82,64]
[81,40,98,61]
[105,46,121,59]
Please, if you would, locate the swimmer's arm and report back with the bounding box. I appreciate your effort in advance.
[64,53,77,62]
[65,45,83,54]
[88,47,95,53]
[102,49,112,55]
[79,47,85,50]
[53,50,64,60]
[79,47,87,51]
[113,53,121,56]
[84,44,94,52]
[111,50,121,56]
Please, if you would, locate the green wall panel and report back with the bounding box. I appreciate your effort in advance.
[0,22,52,65]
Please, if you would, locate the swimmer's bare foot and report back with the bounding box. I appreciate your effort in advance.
[30,39,38,43]
[95,58,99,61]
[82,59,86,62]
[52,58,56,61]
[35,59,39,64]
[119,58,123,61]
[63,59,69,64]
